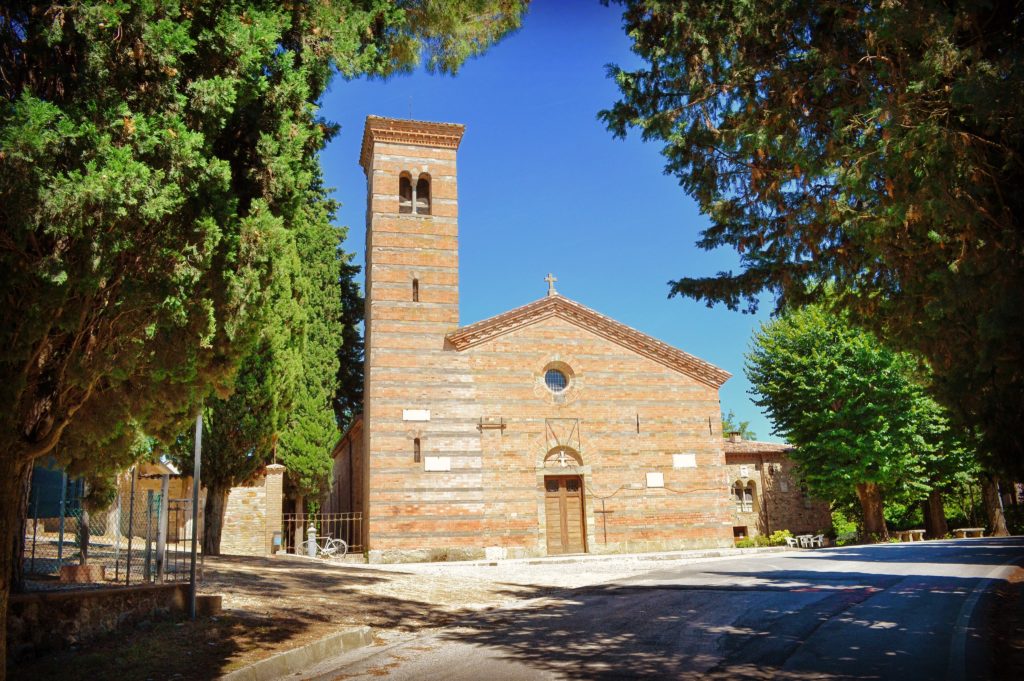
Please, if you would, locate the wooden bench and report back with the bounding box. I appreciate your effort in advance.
[895,529,927,542]
[953,527,985,538]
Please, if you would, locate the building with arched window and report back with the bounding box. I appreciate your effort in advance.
[328,116,826,563]
[723,434,832,540]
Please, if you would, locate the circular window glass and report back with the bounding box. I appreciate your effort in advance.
[545,369,568,393]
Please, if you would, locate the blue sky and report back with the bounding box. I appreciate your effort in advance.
[319,0,781,442]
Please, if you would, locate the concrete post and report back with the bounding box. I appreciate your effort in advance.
[146,490,158,581]
[57,470,67,570]
[156,474,169,581]
[307,524,317,557]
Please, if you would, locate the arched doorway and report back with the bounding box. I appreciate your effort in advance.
[543,448,586,555]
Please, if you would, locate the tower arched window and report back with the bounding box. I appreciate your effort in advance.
[399,173,413,214]
[412,278,419,302]
[416,174,431,215]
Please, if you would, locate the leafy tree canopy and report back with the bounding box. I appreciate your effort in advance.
[601,0,1024,474]
[746,302,973,532]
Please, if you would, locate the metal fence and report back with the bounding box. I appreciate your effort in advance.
[24,472,202,585]
[282,512,362,556]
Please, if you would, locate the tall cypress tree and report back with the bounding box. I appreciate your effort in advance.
[335,257,365,432]
[278,186,346,513]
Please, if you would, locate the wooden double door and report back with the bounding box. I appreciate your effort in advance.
[544,475,586,555]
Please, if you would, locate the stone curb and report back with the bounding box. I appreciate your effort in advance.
[513,545,790,567]
[415,545,790,569]
[219,626,372,681]
[274,544,792,569]
[436,545,792,568]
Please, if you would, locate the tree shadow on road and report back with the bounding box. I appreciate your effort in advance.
[435,566,1011,680]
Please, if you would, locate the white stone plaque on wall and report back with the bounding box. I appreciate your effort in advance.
[740,465,750,478]
[423,456,451,472]
[672,453,697,469]
[403,409,430,421]
[646,472,665,488]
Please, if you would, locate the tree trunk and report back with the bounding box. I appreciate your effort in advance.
[981,473,1010,537]
[201,486,228,555]
[1,456,33,681]
[855,482,888,541]
[922,489,949,539]
[294,493,305,550]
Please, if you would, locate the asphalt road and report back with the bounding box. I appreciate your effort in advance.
[299,537,1024,680]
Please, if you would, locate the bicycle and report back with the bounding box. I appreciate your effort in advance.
[300,536,348,559]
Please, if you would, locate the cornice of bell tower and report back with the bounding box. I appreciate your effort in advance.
[359,116,465,175]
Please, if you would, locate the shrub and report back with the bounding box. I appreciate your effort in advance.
[835,532,859,546]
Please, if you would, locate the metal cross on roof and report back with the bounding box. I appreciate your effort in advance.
[545,272,558,297]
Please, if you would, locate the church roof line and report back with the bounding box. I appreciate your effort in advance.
[360,116,466,173]
[445,295,732,388]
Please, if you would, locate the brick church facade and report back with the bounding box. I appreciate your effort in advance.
[329,116,823,562]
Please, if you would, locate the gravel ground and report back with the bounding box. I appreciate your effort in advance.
[9,553,549,681]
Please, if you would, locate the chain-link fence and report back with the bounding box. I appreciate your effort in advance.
[24,469,203,585]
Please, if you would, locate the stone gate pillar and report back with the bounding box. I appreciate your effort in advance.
[264,464,285,555]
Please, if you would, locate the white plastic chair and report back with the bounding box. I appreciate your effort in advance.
[785,536,798,548]
[811,534,825,548]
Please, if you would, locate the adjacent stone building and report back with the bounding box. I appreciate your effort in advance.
[723,435,832,540]
[330,116,823,563]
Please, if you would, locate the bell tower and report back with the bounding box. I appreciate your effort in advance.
[359,116,464,332]
[359,116,467,551]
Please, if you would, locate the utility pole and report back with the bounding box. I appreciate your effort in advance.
[189,412,202,620]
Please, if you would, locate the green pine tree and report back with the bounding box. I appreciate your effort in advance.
[335,257,365,432]
[278,186,347,513]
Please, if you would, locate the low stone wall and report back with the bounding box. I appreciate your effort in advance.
[7,583,187,662]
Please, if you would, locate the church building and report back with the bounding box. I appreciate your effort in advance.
[331,116,748,562]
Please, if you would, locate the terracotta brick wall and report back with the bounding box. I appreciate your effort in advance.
[327,420,364,517]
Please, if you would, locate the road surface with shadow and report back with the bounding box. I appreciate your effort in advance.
[298,537,1024,680]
